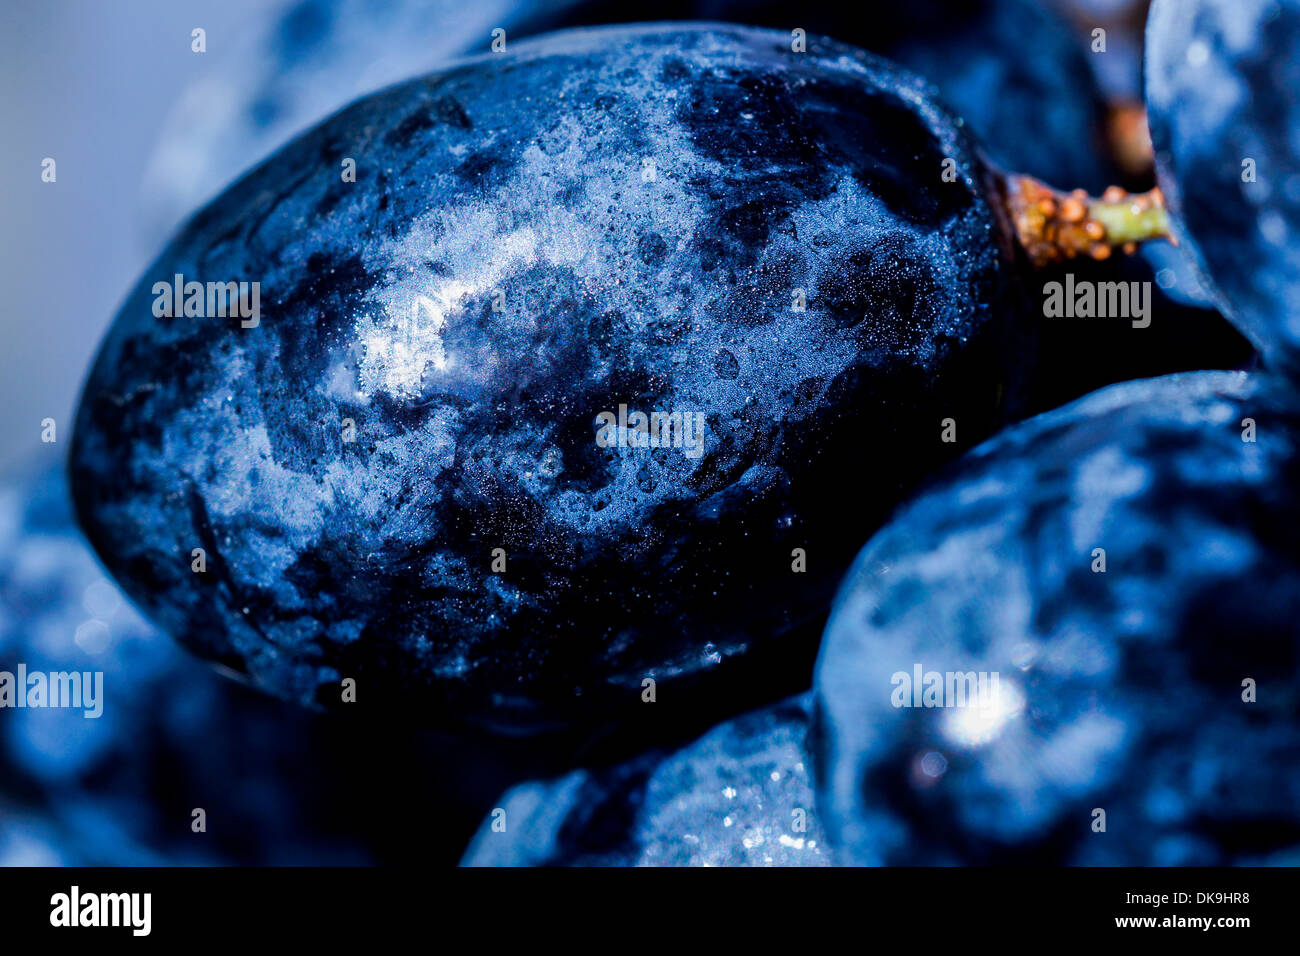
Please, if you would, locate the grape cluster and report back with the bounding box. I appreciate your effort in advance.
[18,1,1297,864]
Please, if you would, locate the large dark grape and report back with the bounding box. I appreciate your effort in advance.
[461,695,827,866]
[71,25,1027,732]
[814,371,1300,865]
[1146,0,1300,373]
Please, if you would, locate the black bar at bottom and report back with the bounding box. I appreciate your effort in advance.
[0,865,1292,942]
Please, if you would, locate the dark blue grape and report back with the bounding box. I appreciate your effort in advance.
[1146,0,1300,374]
[461,695,828,866]
[70,25,1028,732]
[814,371,1300,865]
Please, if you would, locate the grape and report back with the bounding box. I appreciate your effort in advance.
[814,371,1300,864]
[70,25,1030,732]
[1145,0,1300,374]
[461,696,827,866]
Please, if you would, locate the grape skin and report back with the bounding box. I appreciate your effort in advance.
[1146,0,1300,374]
[71,25,1026,732]
[815,371,1300,865]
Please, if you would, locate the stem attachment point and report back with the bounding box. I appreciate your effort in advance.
[1005,174,1172,268]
